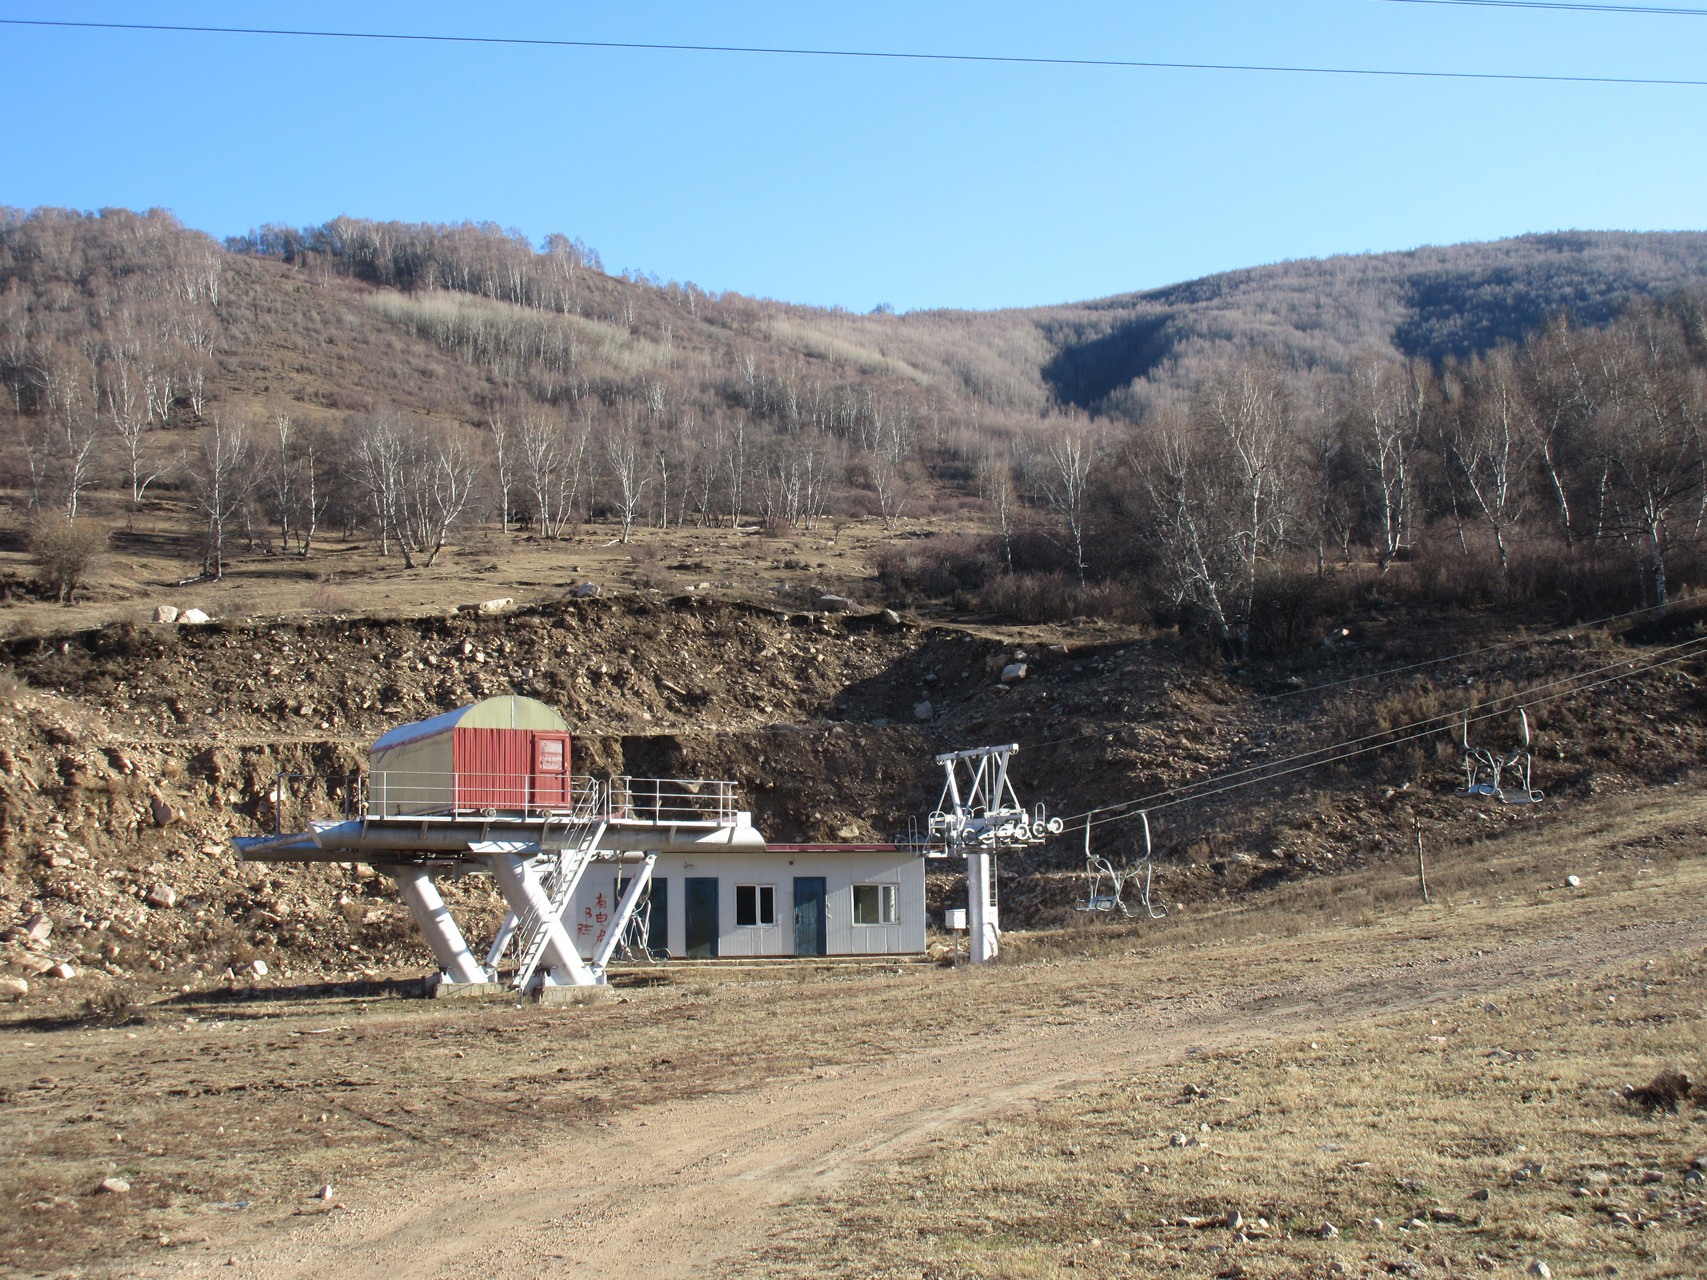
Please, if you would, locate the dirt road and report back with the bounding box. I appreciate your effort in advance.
[180,910,1706,1280]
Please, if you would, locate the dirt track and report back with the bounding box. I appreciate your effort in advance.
[170,909,1707,1280]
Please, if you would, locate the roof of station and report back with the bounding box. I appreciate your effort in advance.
[371,696,570,753]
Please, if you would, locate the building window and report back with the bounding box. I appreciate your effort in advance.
[853,884,898,925]
[735,884,776,927]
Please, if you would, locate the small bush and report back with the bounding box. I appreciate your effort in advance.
[875,535,997,597]
[30,517,109,604]
[981,572,1148,624]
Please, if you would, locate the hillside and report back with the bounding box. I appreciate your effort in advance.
[1030,230,1707,416]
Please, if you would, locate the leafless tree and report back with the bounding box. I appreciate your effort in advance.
[1032,425,1099,581]
[604,418,649,543]
[977,449,1019,575]
[1442,349,1536,579]
[185,414,254,579]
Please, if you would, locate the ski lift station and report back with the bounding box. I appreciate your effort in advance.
[234,695,999,992]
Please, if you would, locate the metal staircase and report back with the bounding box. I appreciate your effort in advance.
[510,785,609,991]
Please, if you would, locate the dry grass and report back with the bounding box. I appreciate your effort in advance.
[758,965,1707,1279]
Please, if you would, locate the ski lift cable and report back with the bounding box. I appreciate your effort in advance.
[1060,631,1707,826]
[1083,635,1707,828]
[1079,638,1707,833]
[1066,632,1707,832]
[1019,597,1689,756]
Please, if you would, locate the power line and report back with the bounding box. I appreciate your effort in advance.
[1,17,1704,87]
[1382,1,1707,15]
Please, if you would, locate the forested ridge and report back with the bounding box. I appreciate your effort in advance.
[3,205,1706,653]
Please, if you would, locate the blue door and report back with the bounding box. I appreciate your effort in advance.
[685,877,719,959]
[793,877,827,957]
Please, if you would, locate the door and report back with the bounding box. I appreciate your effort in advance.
[685,877,719,959]
[793,877,827,957]
[530,734,570,811]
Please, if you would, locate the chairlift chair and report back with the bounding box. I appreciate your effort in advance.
[1457,709,1544,805]
[1074,812,1167,920]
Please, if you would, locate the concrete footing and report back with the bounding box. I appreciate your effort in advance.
[428,980,510,999]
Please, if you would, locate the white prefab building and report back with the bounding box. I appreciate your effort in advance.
[565,848,927,961]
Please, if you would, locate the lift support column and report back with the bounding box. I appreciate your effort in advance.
[382,864,487,985]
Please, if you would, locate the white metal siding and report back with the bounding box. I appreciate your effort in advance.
[564,850,926,959]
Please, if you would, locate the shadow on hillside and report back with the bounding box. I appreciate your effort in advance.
[1041,313,1174,410]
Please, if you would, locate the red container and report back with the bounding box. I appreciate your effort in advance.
[454,728,571,811]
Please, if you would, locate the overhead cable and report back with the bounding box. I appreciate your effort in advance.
[1019,596,1689,757]
[1,17,1704,87]
[1063,632,1707,830]
[1381,0,1707,16]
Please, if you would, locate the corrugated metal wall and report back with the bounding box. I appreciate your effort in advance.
[453,728,531,810]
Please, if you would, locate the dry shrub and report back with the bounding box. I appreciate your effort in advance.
[981,572,1147,625]
[30,516,109,604]
[875,535,997,598]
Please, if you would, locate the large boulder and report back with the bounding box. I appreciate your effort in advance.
[152,605,179,623]
[816,594,853,613]
[178,608,211,624]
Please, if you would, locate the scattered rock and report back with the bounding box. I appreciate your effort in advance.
[251,959,269,977]
[913,700,933,722]
[572,582,599,598]
[0,978,27,1000]
[144,883,177,909]
[23,913,52,942]
[150,796,175,827]
[1429,1206,1462,1223]
[882,609,901,625]
[1527,1262,1552,1280]
[1625,1070,1693,1113]
[178,608,211,624]
[1170,1133,1188,1147]
[1566,875,1581,887]
[1469,1187,1491,1201]
[1225,1208,1243,1231]
[97,1177,130,1195]
[473,598,514,614]
[1475,1257,1498,1273]
[152,605,179,623]
[48,963,76,980]
[317,1184,334,1201]
[1000,662,1028,683]
[815,594,852,613]
[1317,1222,1339,1239]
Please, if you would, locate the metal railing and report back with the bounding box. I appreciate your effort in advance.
[271,771,745,827]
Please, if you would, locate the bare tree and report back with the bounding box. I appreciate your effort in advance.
[1442,349,1536,579]
[603,418,649,543]
[978,448,1019,574]
[186,414,254,580]
[489,414,517,533]
[1346,354,1420,570]
[1032,425,1098,582]
[864,452,909,531]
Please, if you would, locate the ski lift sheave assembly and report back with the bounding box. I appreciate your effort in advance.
[1457,708,1544,805]
[924,744,1063,965]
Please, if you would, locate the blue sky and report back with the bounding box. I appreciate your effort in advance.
[3,1,1704,311]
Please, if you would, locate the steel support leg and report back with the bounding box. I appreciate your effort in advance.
[485,851,596,987]
[592,853,657,975]
[383,864,487,985]
[967,851,1000,964]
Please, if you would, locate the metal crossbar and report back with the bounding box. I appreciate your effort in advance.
[512,781,609,991]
